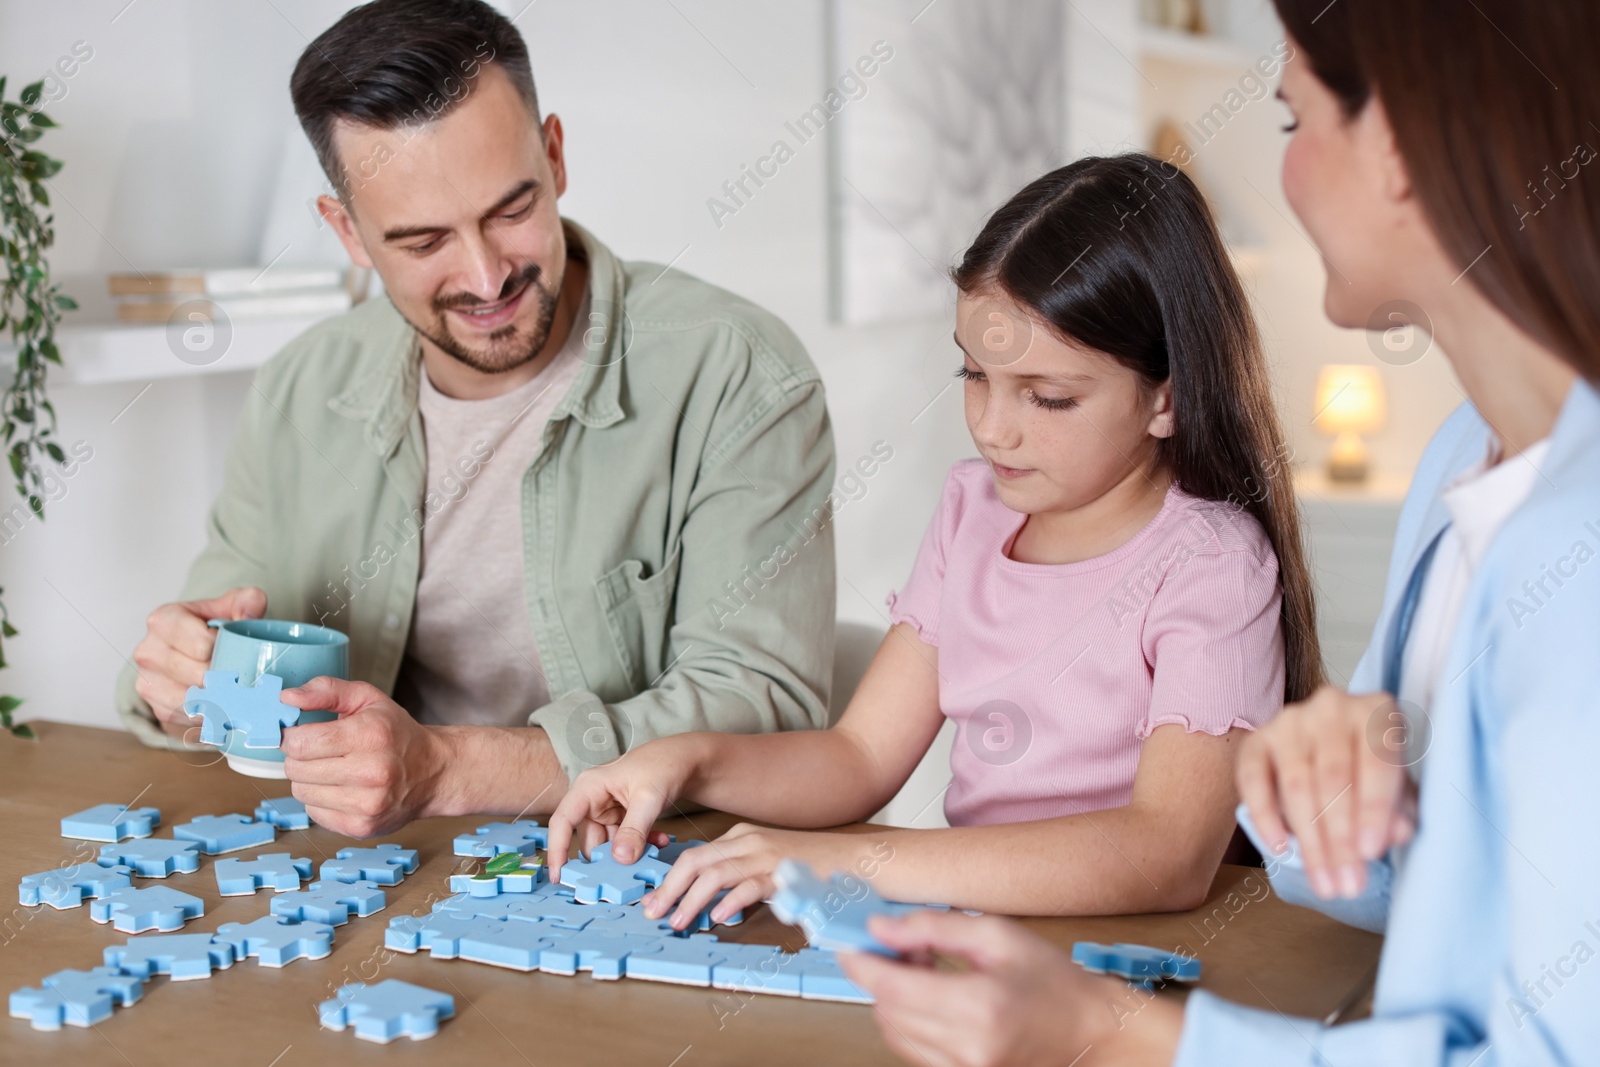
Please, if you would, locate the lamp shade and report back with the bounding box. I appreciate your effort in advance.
[1313,364,1387,435]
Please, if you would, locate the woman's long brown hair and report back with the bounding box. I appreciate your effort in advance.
[953,155,1323,702]
[1274,0,1600,379]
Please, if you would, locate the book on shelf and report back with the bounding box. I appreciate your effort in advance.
[115,288,352,325]
[108,265,345,298]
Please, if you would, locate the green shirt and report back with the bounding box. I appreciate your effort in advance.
[116,219,838,780]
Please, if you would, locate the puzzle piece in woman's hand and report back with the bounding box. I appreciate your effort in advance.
[8,967,144,1030]
[60,803,161,842]
[96,839,202,877]
[769,858,928,957]
[182,671,300,749]
[215,915,335,966]
[318,979,455,1043]
[214,853,313,895]
[89,885,205,933]
[19,863,134,909]
[558,841,673,904]
[318,844,419,885]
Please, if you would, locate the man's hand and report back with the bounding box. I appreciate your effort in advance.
[279,677,449,838]
[839,910,1183,1067]
[1236,685,1419,900]
[131,587,267,739]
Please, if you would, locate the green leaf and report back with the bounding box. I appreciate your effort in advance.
[10,722,35,741]
[19,81,43,108]
[29,113,55,129]
[0,695,22,714]
[2,620,17,638]
[45,442,64,463]
[53,293,76,311]
[484,852,526,876]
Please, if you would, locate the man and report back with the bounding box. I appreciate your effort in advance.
[116,0,836,837]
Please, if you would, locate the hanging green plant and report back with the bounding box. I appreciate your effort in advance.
[1,76,77,740]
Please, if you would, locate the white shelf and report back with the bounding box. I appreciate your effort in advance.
[1138,24,1255,69]
[0,311,343,387]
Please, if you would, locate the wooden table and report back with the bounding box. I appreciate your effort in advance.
[1,723,1383,1064]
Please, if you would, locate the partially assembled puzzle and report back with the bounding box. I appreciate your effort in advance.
[12,803,948,1043]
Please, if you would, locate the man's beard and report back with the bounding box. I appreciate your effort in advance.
[411,262,563,375]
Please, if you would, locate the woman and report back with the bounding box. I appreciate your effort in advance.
[839,1,1600,1064]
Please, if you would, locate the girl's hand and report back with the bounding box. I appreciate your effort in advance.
[642,825,865,932]
[1236,685,1419,900]
[839,910,1182,1067]
[544,739,696,884]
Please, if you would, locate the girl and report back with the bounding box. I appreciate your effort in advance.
[546,153,1320,925]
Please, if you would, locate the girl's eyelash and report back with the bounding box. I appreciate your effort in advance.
[1280,120,1299,133]
[1028,392,1077,411]
[954,364,984,381]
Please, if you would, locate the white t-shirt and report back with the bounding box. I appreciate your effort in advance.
[394,290,589,727]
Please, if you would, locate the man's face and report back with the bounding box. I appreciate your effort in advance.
[320,65,570,375]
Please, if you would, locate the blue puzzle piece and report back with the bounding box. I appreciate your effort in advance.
[271,880,386,926]
[435,884,620,931]
[621,933,731,987]
[559,840,672,904]
[656,837,704,864]
[182,670,300,749]
[320,979,455,1044]
[770,858,927,957]
[96,838,201,878]
[788,947,874,1003]
[9,967,144,1030]
[90,884,205,933]
[173,813,275,855]
[385,912,561,972]
[103,933,236,980]
[319,844,419,885]
[19,863,134,909]
[254,796,310,830]
[1071,942,1202,984]
[532,926,663,980]
[60,803,161,842]
[709,942,803,997]
[215,915,335,966]
[452,820,548,858]
[215,853,313,895]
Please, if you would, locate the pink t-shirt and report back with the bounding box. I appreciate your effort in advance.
[887,459,1285,827]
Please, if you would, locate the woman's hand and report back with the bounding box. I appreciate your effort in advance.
[839,910,1183,1067]
[641,825,869,931]
[1236,685,1420,899]
[544,738,701,884]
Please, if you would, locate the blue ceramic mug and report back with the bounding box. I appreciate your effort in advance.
[205,618,349,778]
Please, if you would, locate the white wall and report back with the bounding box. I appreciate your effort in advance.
[0,2,1453,827]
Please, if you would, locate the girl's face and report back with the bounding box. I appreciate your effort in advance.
[955,289,1174,516]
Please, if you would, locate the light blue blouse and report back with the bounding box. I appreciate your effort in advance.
[1177,382,1600,1066]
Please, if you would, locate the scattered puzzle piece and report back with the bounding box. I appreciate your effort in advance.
[103,933,235,980]
[318,979,455,1044]
[452,820,548,858]
[559,840,673,905]
[319,844,419,885]
[770,858,927,957]
[172,813,275,855]
[90,885,205,933]
[9,967,144,1030]
[214,853,313,895]
[19,863,134,909]
[1071,942,1201,984]
[215,915,335,967]
[182,670,300,749]
[96,839,201,878]
[271,880,387,926]
[253,796,310,831]
[59,803,161,842]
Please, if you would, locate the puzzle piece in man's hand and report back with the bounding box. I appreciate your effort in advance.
[90,885,205,933]
[319,844,419,885]
[385,912,560,972]
[271,880,386,926]
[8,967,144,1030]
[1071,942,1201,984]
[770,858,928,957]
[214,853,313,895]
[182,670,300,749]
[60,803,161,842]
[96,839,201,878]
[19,863,134,909]
[215,915,335,966]
[103,933,236,980]
[253,796,310,830]
[452,820,548,857]
[173,813,275,855]
[558,840,672,904]
[318,979,455,1043]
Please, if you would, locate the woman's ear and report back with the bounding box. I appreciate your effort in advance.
[1147,380,1176,439]
[1359,94,1413,205]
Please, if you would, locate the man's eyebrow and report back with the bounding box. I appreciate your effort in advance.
[953,334,1093,382]
[382,179,540,242]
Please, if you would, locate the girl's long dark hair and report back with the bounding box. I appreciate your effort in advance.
[954,154,1321,702]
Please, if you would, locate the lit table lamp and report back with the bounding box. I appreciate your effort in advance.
[1314,364,1386,483]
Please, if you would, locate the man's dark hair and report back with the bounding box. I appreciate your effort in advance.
[290,0,540,199]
